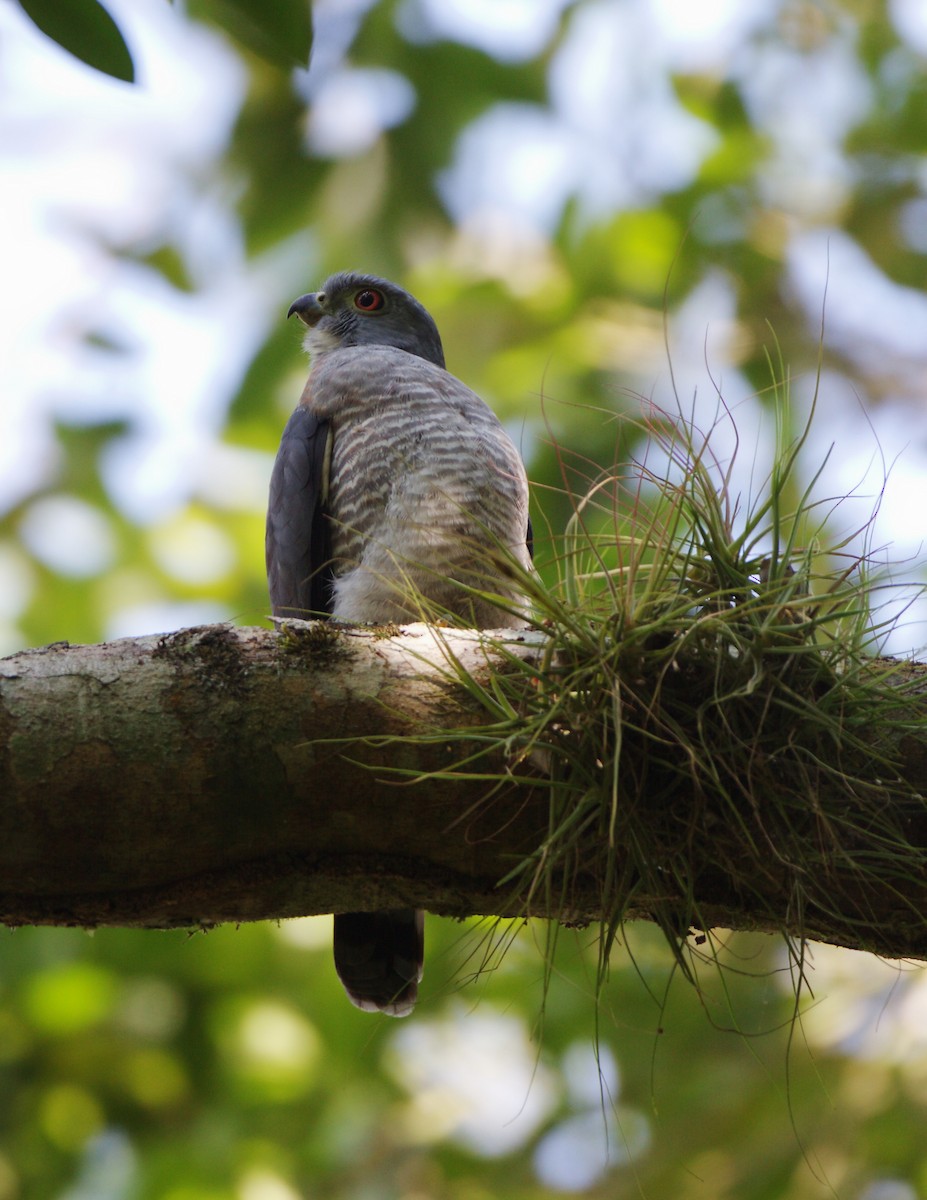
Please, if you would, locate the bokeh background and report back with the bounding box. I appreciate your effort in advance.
[2,1,927,1196]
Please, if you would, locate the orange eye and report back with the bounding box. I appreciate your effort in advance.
[354,288,385,312]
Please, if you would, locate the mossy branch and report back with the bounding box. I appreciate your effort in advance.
[0,621,925,962]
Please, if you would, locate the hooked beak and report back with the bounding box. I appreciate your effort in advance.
[287,293,324,325]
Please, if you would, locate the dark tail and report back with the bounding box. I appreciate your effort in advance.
[333,909,424,1017]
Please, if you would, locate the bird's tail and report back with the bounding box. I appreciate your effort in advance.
[333,909,424,1017]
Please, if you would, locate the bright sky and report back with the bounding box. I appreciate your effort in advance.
[1,0,925,658]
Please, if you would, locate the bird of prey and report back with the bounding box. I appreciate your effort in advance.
[266,271,533,1016]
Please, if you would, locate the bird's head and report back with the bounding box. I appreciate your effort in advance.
[288,272,446,368]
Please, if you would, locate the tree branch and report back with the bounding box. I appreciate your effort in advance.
[1,622,926,960]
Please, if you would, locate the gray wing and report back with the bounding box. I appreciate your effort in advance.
[265,406,334,618]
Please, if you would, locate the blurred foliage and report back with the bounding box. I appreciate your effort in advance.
[6,920,927,1200]
[3,1,927,1197]
[188,0,312,69]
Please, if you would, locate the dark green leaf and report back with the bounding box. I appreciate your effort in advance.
[195,0,312,69]
[17,0,134,84]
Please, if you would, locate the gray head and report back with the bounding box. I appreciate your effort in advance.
[288,272,446,368]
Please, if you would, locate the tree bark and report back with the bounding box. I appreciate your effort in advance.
[1,622,926,960]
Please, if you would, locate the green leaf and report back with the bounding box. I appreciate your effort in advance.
[17,0,134,84]
[196,0,312,69]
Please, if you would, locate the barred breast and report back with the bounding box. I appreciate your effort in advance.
[305,346,532,626]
